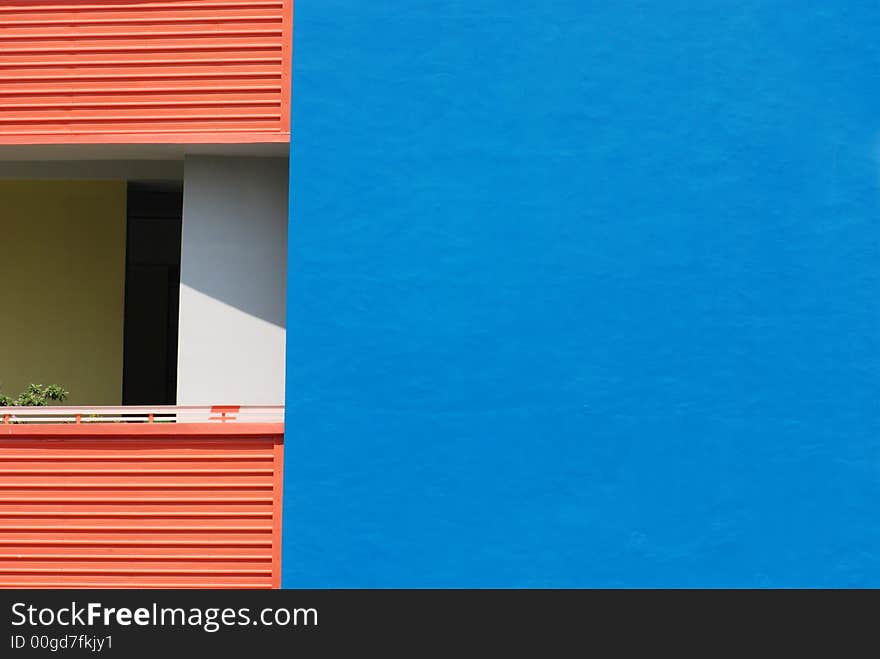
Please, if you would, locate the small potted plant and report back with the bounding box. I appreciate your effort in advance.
[0,383,69,407]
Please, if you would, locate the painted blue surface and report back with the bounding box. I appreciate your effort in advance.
[284,2,880,586]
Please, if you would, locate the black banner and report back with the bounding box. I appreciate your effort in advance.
[0,589,872,655]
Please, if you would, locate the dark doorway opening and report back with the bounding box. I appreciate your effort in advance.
[122,181,183,405]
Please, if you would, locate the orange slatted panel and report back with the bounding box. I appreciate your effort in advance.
[0,0,292,144]
[0,425,284,589]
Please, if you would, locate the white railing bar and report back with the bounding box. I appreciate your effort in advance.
[0,405,283,414]
[0,405,284,424]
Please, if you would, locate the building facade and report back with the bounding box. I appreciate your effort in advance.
[2,1,880,588]
[0,0,291,588]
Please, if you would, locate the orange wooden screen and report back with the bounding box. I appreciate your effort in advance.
[0,0,292,144]
[0,423,284,588]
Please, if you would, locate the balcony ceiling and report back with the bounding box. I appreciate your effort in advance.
[0,142,289,162]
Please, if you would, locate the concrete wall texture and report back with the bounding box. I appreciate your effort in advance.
[0,180,126,405]
[178,156,288,406]
[283,3,880,586]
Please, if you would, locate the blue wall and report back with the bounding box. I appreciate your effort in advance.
[284,2,880,586]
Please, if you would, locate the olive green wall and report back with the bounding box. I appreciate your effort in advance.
[0,181,127,405]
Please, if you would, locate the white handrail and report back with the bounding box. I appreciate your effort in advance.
[0,405,284,424]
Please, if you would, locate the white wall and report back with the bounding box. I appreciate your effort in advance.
[177,156,288,405]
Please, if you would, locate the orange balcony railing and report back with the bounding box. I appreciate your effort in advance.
[0,405,284,588]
